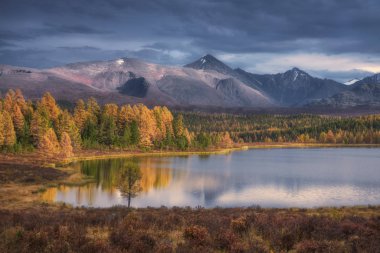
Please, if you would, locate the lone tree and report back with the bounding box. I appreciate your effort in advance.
[117,161,142,208]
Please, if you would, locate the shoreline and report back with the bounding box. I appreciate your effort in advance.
[1,142,379,167]
[67,143,380,164]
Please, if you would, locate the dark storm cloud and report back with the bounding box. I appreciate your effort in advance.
[43,24,110,35]
[0,0,379,80]
[0,40,16,48]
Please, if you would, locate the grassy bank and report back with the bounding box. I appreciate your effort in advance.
[0,205,379,253]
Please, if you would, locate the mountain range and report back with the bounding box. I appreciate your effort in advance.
[0,54,379,109]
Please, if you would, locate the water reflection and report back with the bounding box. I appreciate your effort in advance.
[117,160,142,207]
[42,148,380,208]
[42,157,176,207]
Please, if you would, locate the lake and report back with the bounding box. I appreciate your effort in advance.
[42,148,380,208]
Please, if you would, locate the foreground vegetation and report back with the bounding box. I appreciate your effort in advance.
[1,205,379,253]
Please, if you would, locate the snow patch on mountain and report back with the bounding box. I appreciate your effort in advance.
[344,79,360,85]
[293,71,299,81]
[116,59,124,65]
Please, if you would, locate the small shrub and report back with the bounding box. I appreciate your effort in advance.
[214,230,237,250]
[183,225,210,246]
[231,216,249,234]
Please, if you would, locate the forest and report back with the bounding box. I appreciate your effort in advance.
[1,89,380,157]
[182,112,380,144]
[0,89,234,156]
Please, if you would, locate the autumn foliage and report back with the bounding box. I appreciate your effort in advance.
[2,89,380,155]
[0,89,196,155]
[182,112,380,144]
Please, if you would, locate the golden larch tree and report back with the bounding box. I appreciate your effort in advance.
[30,110,50,145]
[135,104,157,147]
[12,104,25,135]
[3,90,15,112]
[14,89,27,113]
[220,132,233,148]
[38,128,60,156]
[39,92,61,122]
[57,110,81,148]
[153,106,165,141]
[60,132,74,158]
[162,106,174,138]
[2,111,16,146]
[86,97,100,123]
[326,130,336,143]
[73,99,88,132]
[118,105,135,133]
[173,114,184,138]
[0,112,4,146]
[103,103,119,119]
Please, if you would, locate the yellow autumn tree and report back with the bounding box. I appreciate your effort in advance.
[183,128,192,144]
[118,104,135,133]
[38,128,60,156]
[87,97,100,124]
[326,130,336,143]
[14,89,27,113]
[153,106,165,141]
[220,132,233,148]
[73,99,88,132]
[319,132,327,143]
[173,114,184,138]
[3,90,15,112]
[161,106,174,138]
[38,92,61,123]
[12,104,25,135]
[30,109,50,145]
[60,132,73,158]
[2,111,16,146]
[0,112,4,146]
[56,110,81,148]
[135,104,156,147]
[103,103,118,119]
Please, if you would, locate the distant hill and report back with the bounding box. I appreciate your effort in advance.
[308,74,380,107]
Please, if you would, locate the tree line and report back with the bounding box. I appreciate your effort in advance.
[181,112,380,144]
[0,89,234,157]
[2,89,379,157]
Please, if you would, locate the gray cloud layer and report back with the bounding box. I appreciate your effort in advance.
[1,0,379,81]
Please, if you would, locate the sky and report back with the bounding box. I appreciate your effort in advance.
[0,0,380,82]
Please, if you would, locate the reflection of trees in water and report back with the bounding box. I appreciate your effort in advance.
[117,161,142,208]
[139,158,172,192]
[77,158,174,206]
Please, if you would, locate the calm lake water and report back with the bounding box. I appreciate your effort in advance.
[42,148,380,208]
